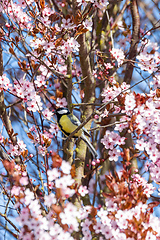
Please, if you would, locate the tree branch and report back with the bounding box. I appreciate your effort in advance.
[124,0,140,84]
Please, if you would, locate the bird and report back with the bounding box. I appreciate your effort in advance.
[54,107,97,159]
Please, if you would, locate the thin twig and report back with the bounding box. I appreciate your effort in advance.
[0,212,20,232]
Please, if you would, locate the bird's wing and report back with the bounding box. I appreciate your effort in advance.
[68,114,81,126]
[68,114,91,137]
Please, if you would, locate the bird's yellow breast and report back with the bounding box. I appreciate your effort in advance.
[59,115,83,137]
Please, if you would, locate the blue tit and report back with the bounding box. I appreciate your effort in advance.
[55,107,97,159]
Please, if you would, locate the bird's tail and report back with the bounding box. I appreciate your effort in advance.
[80,134,98,159]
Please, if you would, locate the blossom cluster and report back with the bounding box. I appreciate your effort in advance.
[76,0,109,10]
[15,160,79,240]
[100,73,160,209]
[137,40,160,73]
[5,158,158,240]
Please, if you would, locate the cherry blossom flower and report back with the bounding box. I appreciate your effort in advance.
[132,173,155,197]
[42,109,53,120]
[101,130,125,161]
[19,176,28,186]
[50,224,62,237]
[83,19,93,31]
[146,231,156,240]
[11,186,22,196]
[47,168,60,181]
[137,40,160,73]
[60,161,71,174]
[17,139,26,151]
[101,109,109,118]
[24,188,35,205]
[55,175,74,188]
[38,145,46,156]
[61,18,75,29]
[93,222,103,234]
[0,74,12,90]
[135,139,146,151]
[49,123,59,135]
[35,75,46,88]
[110,48,125,66]
[78,185,89,197]
[101,225,113,239]
[44,193,56,207]
[7,144,20,156]
[29,199,41,216]
[108,148,121,161]
[56,97,68,108]
[125,93,136,113]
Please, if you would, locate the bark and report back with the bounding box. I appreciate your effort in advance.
[75,33,96,186]
[124,0,140,84]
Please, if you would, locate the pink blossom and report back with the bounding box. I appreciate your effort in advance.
[101,109,109,118]
[146,231,156,240]
[38,145,46,156]
[35,75,46,88]
[42,109,53,120]
[60,161,71,174]
[105,199,117,211]
[56,97,67,108]
[125,93,136,113]
[11,186,21,196]
[55,175,74,188]
[93,222,103,234]
[115,116,129,132]
[152,75,160,89]
[102,85,121,102]
[17,139,26,151]
[30,38,45,49]
[83,19,93,31]
[7,144,20,157]
[19,176,28,186]
[57,231,74,240]
[24,188,34,205]
[101,225,113,239]
[76,0,89,7]
[50,224,62,237]
[132,173,155,197]
[61,18,75,29]
[108,148,121,162]
[78,185,89,197]
[110,48,125,66]
[81,218,92,231]
[42,7,54,17]
[135,139,146,151]
[29,199,41,216]
[137,40,160,73]
[47,168,60,181]
[50,123,59,135]
[0,74,12,90]
[62,187,75,198]
[44,193,56,207]
[40,16,51,26]
[60,38,80,57]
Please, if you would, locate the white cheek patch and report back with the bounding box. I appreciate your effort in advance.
[57,109,68,115]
